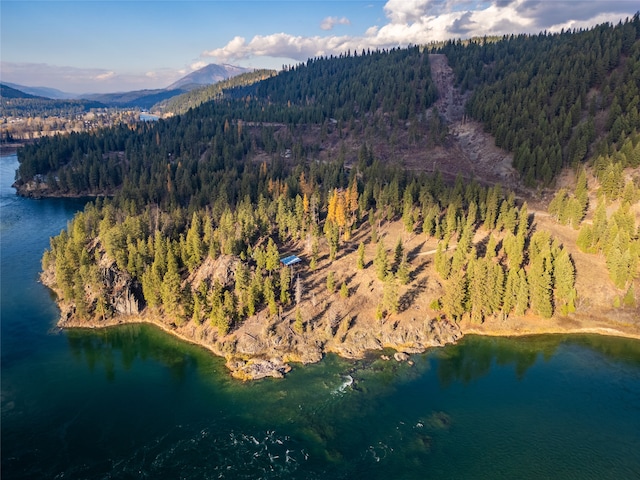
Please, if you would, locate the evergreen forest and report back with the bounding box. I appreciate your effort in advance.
[14,18,640,340]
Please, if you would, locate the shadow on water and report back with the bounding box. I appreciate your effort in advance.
[65,324,207,383]
[434,333,640,387]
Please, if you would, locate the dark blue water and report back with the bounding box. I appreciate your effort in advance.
[2,153,640,479]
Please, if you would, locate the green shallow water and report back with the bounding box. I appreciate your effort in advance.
[2,153,640,479]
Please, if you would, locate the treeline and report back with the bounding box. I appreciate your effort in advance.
[439,16,640,184]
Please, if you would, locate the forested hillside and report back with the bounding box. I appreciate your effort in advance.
[440,16,640,184]
[15,46,439,201]
[13,20,640,374]
[154,69,277,115]
[1,85,105,117]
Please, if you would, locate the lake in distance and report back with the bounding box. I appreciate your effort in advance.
[1,153,640,479]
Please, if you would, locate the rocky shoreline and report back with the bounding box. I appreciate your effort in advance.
[54,298,464,380]
[53,297,640,380]
[48,255,640,380]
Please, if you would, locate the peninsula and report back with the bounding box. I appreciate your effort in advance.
[14,22,640,379]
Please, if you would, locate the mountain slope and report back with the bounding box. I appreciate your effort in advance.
[167,63,252,90]
[2,82,76,99]
[83,88,187,109]
[1,83,42,99]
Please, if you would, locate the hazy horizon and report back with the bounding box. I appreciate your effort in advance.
[1,0,638,94]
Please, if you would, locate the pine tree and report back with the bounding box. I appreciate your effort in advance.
[192,292,202,325]
[515,268,529,316]
[340,282,349,299]
[185,211,204,272]
[576,168,589,209]
[263,277,277,316]
[394,237,404,270]
[209,280,225,331]
[623,284,636,307]
[310,237,319,270]
[382,273,399,315]
[554,250,577,314]
[529,253,553,318]
[442,269,467,322]
[502,267,519,314]
[374,240,389,280]
[265,237,280,273]
[280,266,291,304]
[468,257,489,323]
[434,241,451,279]
[397,254,410,285]
[356,241,366,269]
[161,250,182,322]
[327,271,335,292]
[294,307,304,333]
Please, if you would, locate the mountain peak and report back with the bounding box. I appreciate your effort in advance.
[167,63,252,90]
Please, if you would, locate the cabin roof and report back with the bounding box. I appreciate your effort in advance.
[280,255,301,266]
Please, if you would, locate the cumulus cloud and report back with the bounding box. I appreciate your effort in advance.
[320,16,351,31]
[204,34,360,63]
[190,61,207,71]
[203,0,637,65]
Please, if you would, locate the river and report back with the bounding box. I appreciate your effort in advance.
[1,153,640,479]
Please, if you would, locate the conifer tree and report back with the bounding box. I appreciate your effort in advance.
[340,281,349,299]
[382,273,399,315]
[280,265,291,304]
[263,277,277,316]
[161,249,182,322]
[529,253,553,318]
[209,280,225,331]
[265,238,280,273]
[394,237,404,271]
[192,292,202,325]
[356,241,366,269]
[514,268,529,316]
[310,237,319,270]
[468,257,489,323]
[502,267,519,314]
[294,307,304,333]
[327,271,335,292]
[185,211,204,272]
[442,269,467,322]
[554,250,577,314]
[397,254,410,285]
[374,240,389,280]
[434,241,451,279]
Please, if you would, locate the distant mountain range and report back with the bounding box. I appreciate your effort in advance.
[2,82,77,100]
[2,63,253,109]
[1,83,43,99]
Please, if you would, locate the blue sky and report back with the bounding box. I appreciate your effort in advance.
[1,0,638,94]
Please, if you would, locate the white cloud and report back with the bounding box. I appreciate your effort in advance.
[202,0,637,65]
[320,16,351,31]
[94,71,115,81]
[190,61,207,71]
[383,0,433,24]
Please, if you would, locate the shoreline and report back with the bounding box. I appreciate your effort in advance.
[55,306,640,380]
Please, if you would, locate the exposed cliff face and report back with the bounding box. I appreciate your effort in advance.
[101,266,144,315]
[44,252,145,327]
